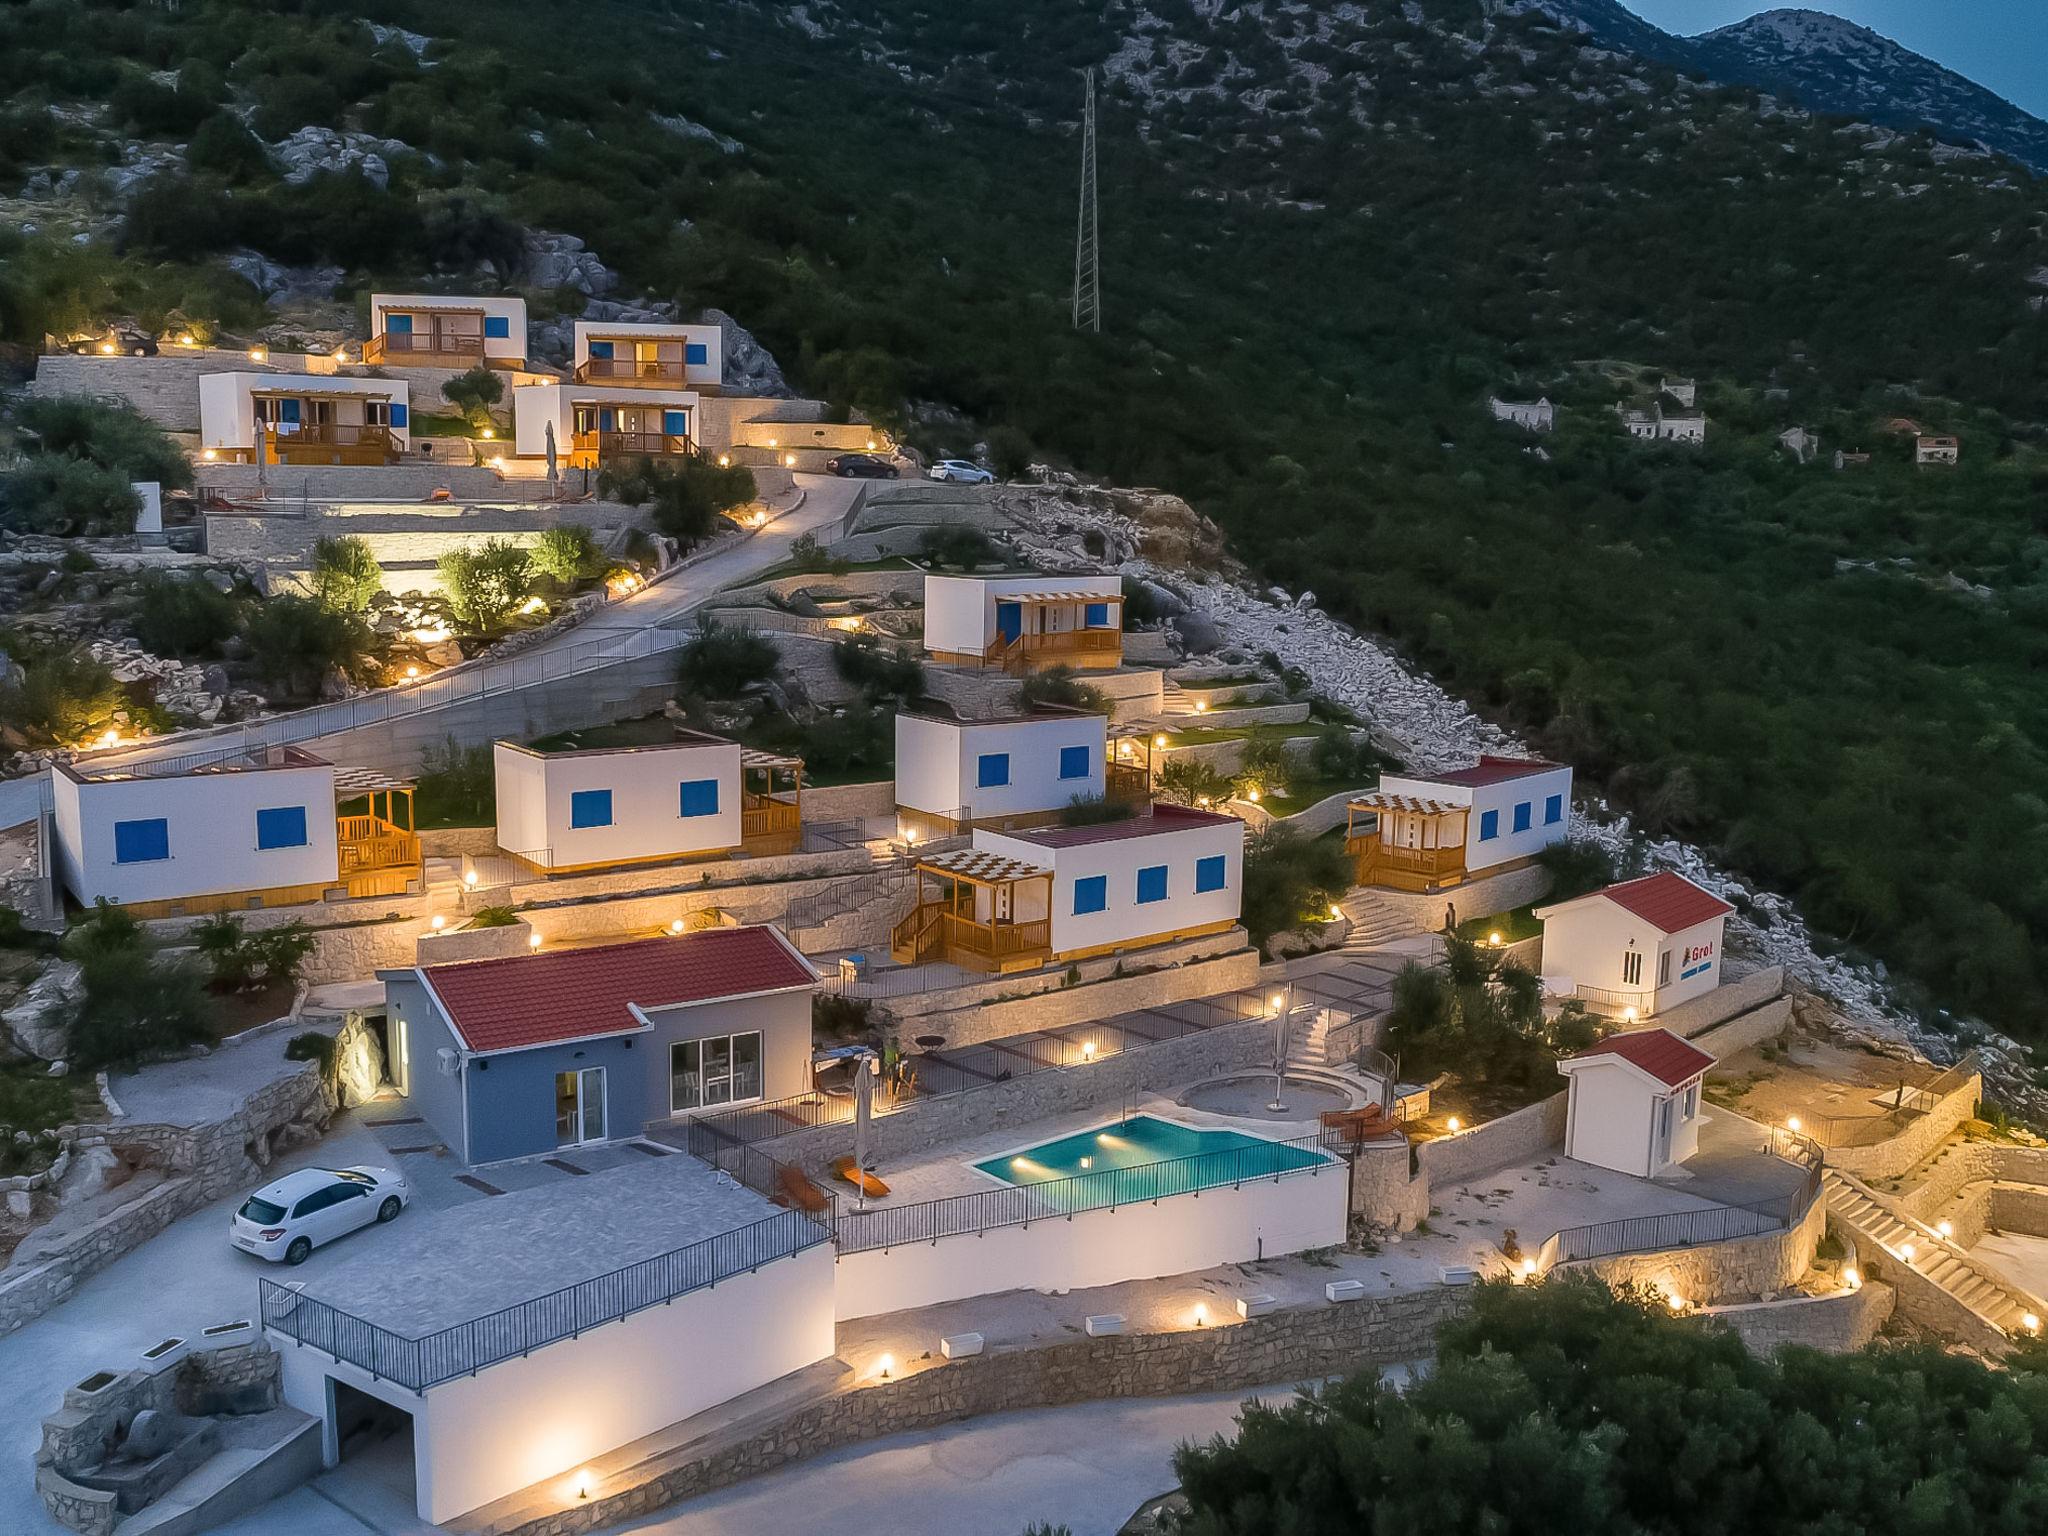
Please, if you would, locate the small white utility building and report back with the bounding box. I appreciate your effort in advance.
[1557,1027,1713,1178]
[893,805,1243,971]
[572,320,721,389]
[1345,756,1571,893]
[492,730,802,872]
[894,708,1119,835]
[922,573,1124,672]
[512,382,700,469]
[1534,871,1733,1019]
[365,293,526,366]
[197,373,409,465]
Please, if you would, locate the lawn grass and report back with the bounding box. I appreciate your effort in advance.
[1457,903,1542,946]
[1256,774,1372,817]
[1156,721,1340,749]
[742,554,921,586]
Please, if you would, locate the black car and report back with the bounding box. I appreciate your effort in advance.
[826,453,898,478]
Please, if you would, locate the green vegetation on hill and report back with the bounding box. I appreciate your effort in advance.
[4,0,2048,1038]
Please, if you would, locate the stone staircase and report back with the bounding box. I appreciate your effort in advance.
[1338,890,1415,950]
[1824,1169,2043,1337]
[1285,1009,1333,1071]
[1157,678,1195,716]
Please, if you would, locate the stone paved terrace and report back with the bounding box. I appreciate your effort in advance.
[285,1153,792,1339]
[108,1016,335,1127]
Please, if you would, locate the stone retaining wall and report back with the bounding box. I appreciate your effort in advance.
[488,1287,1470,1536]
[1373,861,1554,930]
[1690,998,1794,1060]
[1858,1243,2011,1356]
[1824,1069,1984,1182]
[883,941,1261,1037]
[1662,966,1787,1042]
[1702,1280,1893,1355]
[33,350,319,430]
[1416,1091,1567,1188]
[1564,1193,1825,1306]
[766,1010,1278,1177]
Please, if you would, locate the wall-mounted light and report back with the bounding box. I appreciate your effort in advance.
[248,347,267,363]
[528,931,543,950]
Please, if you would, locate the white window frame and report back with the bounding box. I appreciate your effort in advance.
[1622,949,1643,987]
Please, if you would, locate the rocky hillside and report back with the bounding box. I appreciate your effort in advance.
[1523,2,2048,174]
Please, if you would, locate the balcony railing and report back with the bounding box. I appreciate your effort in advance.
[573,430,695,462]
[989,628,1120,674]
[575,356,688,385]
[890,905,1050,966]
[1105,761,1150,802]
[336,815,420,875]
[363,330,483,364]
[1346,832,1466,892]
[259,423,399,467]
[741,795,801,842]
[258,1204,831,1392]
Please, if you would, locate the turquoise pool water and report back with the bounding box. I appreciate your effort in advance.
[973,1115,1327,1207]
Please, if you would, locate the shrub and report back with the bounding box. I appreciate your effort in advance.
[193,914,315,992]
[1017,665,1109,714]
[788,531,834,573]
[1156,758,1236,807]
[678,620,780,700]
[1239,825,1352,949]
[0,456,140,535]
[466,905,518,928]
[598,455,753,546]
[832,633,923,701]
[986,426,1033,480]
[186,112,274,181]
[529,524,600,585]
[1311,729,1373,785]
[416,738,494,826]
[1058,795,1136,827]
[1383,933,1569,1098]
[309,535,383,613]
[13,397,192,489]
[240,595,373,699]
[437,538,530,632]
[0,653,124,746]
[813,994,871,1039]
[284,1031,336,1069]
[440,365,504,430]
[1536,837,1620,902]
[917,524,998,570]
[1234,737,1295,800]
[62,901,214,1069]
[131,573,240,657]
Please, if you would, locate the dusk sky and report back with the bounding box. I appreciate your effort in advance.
[1622,2,2048,119]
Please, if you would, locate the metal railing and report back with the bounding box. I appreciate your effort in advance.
[258,1203,831,1392]
[835,1133,1332,1254]
[1807,1051,1980,1148]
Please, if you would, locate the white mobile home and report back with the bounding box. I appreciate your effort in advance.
[922,573,1123,672]
[1345,756,1571,892]
[1558,1027,1712,1178]
[51,748,420,916]
[573,320,721,389]
[1534,871,1733,1019]
[894,708,1116,833]
[365,293,527,366]
[492,730,801,872]
[197,373,409,465]
[893,804,1243,971]
[512,382,700,469]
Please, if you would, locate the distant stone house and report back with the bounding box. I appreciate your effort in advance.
[1658,376,1697,408]
[1882,416,1924,437]
[1488,395,1555,431]
[1617,402,1707,444]
[1915,434,1960,467]
[1833,449,1871,470]
[1778,426,1819,464]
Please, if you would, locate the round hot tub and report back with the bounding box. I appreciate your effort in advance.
[1175,1072,1365,1123]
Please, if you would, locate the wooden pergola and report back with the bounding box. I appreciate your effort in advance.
[1345,791,1471,892]
[893,846,1054,971]
[740,748,804,853]
[331,765,422,896]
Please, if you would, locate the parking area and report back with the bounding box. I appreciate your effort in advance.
[354,1105,689,1213]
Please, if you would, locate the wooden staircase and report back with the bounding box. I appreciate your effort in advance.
[1824,1168,2043,1337]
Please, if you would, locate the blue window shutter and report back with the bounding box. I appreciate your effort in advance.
[679,779,720,817]
[1073,875,1107,915]
[484,315,510,339]
[277,398,301,424]
[1195,855,1226,893]
[1136,865,1168,904]
[1479,809,1499,842]
[386,313,412,335]
[1085,602,1110,628]
[113,818,169,864]
[1058,745,1089,781]
[598,408,615,433]
[1545,794,1563,825]
[977,753,1010,788]
[684,343,708,366]
[662,409,689,436]
[588,340,614,360]
[1512,801,1532,833]
[387,402,408,429]
[569,789,613,829]
[255,806,308,850]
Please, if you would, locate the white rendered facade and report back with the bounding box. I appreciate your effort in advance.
[894,711,1107,824]
[368,293,527,364]
[1558,1041,1708,1178]
[572,321,722,389]
[1378,759,1573,875]
[492,735,743,870]
[922,573,1124,666]
[197,373,411,456]
[1535,876,1730,1017]
[511,382,701,460]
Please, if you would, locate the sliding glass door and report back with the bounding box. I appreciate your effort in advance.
[671,1032,764,1113]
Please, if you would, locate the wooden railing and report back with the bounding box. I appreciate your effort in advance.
[741,796,801,841]
[893,905,1051,965]
[575,430,695,461]
[575,357,688,385]
[993,627,1120,674]
[336,816,421,874]
[1347,832,1466,892]
[891,904,944,964]
[1105,761,1150,802]
[261,424,398,466]
[363,330,483,364]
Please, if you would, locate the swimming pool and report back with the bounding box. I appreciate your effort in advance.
[973,1115,1328,1208]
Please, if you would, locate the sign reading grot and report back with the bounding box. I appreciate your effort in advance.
[1680,940,1717,981]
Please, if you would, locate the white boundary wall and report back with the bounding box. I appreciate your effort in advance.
[832,1165,1346,1320]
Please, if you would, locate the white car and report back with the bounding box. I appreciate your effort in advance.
[231,1165,411,1265]
[927,459,995,484]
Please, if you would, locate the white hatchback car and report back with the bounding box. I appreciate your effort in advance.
[230,1165,411,1265]
[927,459,995,484]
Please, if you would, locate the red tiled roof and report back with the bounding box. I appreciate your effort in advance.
[1429,755,1562,788]
[1596,872,1734,934]
[1003,803,1242,849]
[1565,1028,1714,1089]
[422,928,816,1055]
